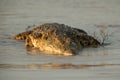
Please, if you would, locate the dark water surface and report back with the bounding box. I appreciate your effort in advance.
[0,0,120,80]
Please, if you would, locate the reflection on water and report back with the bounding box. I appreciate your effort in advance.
[0,63,120,69]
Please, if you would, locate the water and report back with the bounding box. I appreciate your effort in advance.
[0,0,120,80]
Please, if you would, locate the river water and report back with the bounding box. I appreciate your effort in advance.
[0,0,120,80]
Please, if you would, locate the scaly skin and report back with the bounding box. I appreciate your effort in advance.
[13,23,100,56]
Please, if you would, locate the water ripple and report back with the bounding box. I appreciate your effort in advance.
[0,63,120,69]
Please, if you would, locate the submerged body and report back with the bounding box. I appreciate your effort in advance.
[14,23,100,56]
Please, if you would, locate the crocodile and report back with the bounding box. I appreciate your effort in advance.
[13,23,100,56]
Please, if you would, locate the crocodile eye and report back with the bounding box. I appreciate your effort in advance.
[37,33,42,38]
